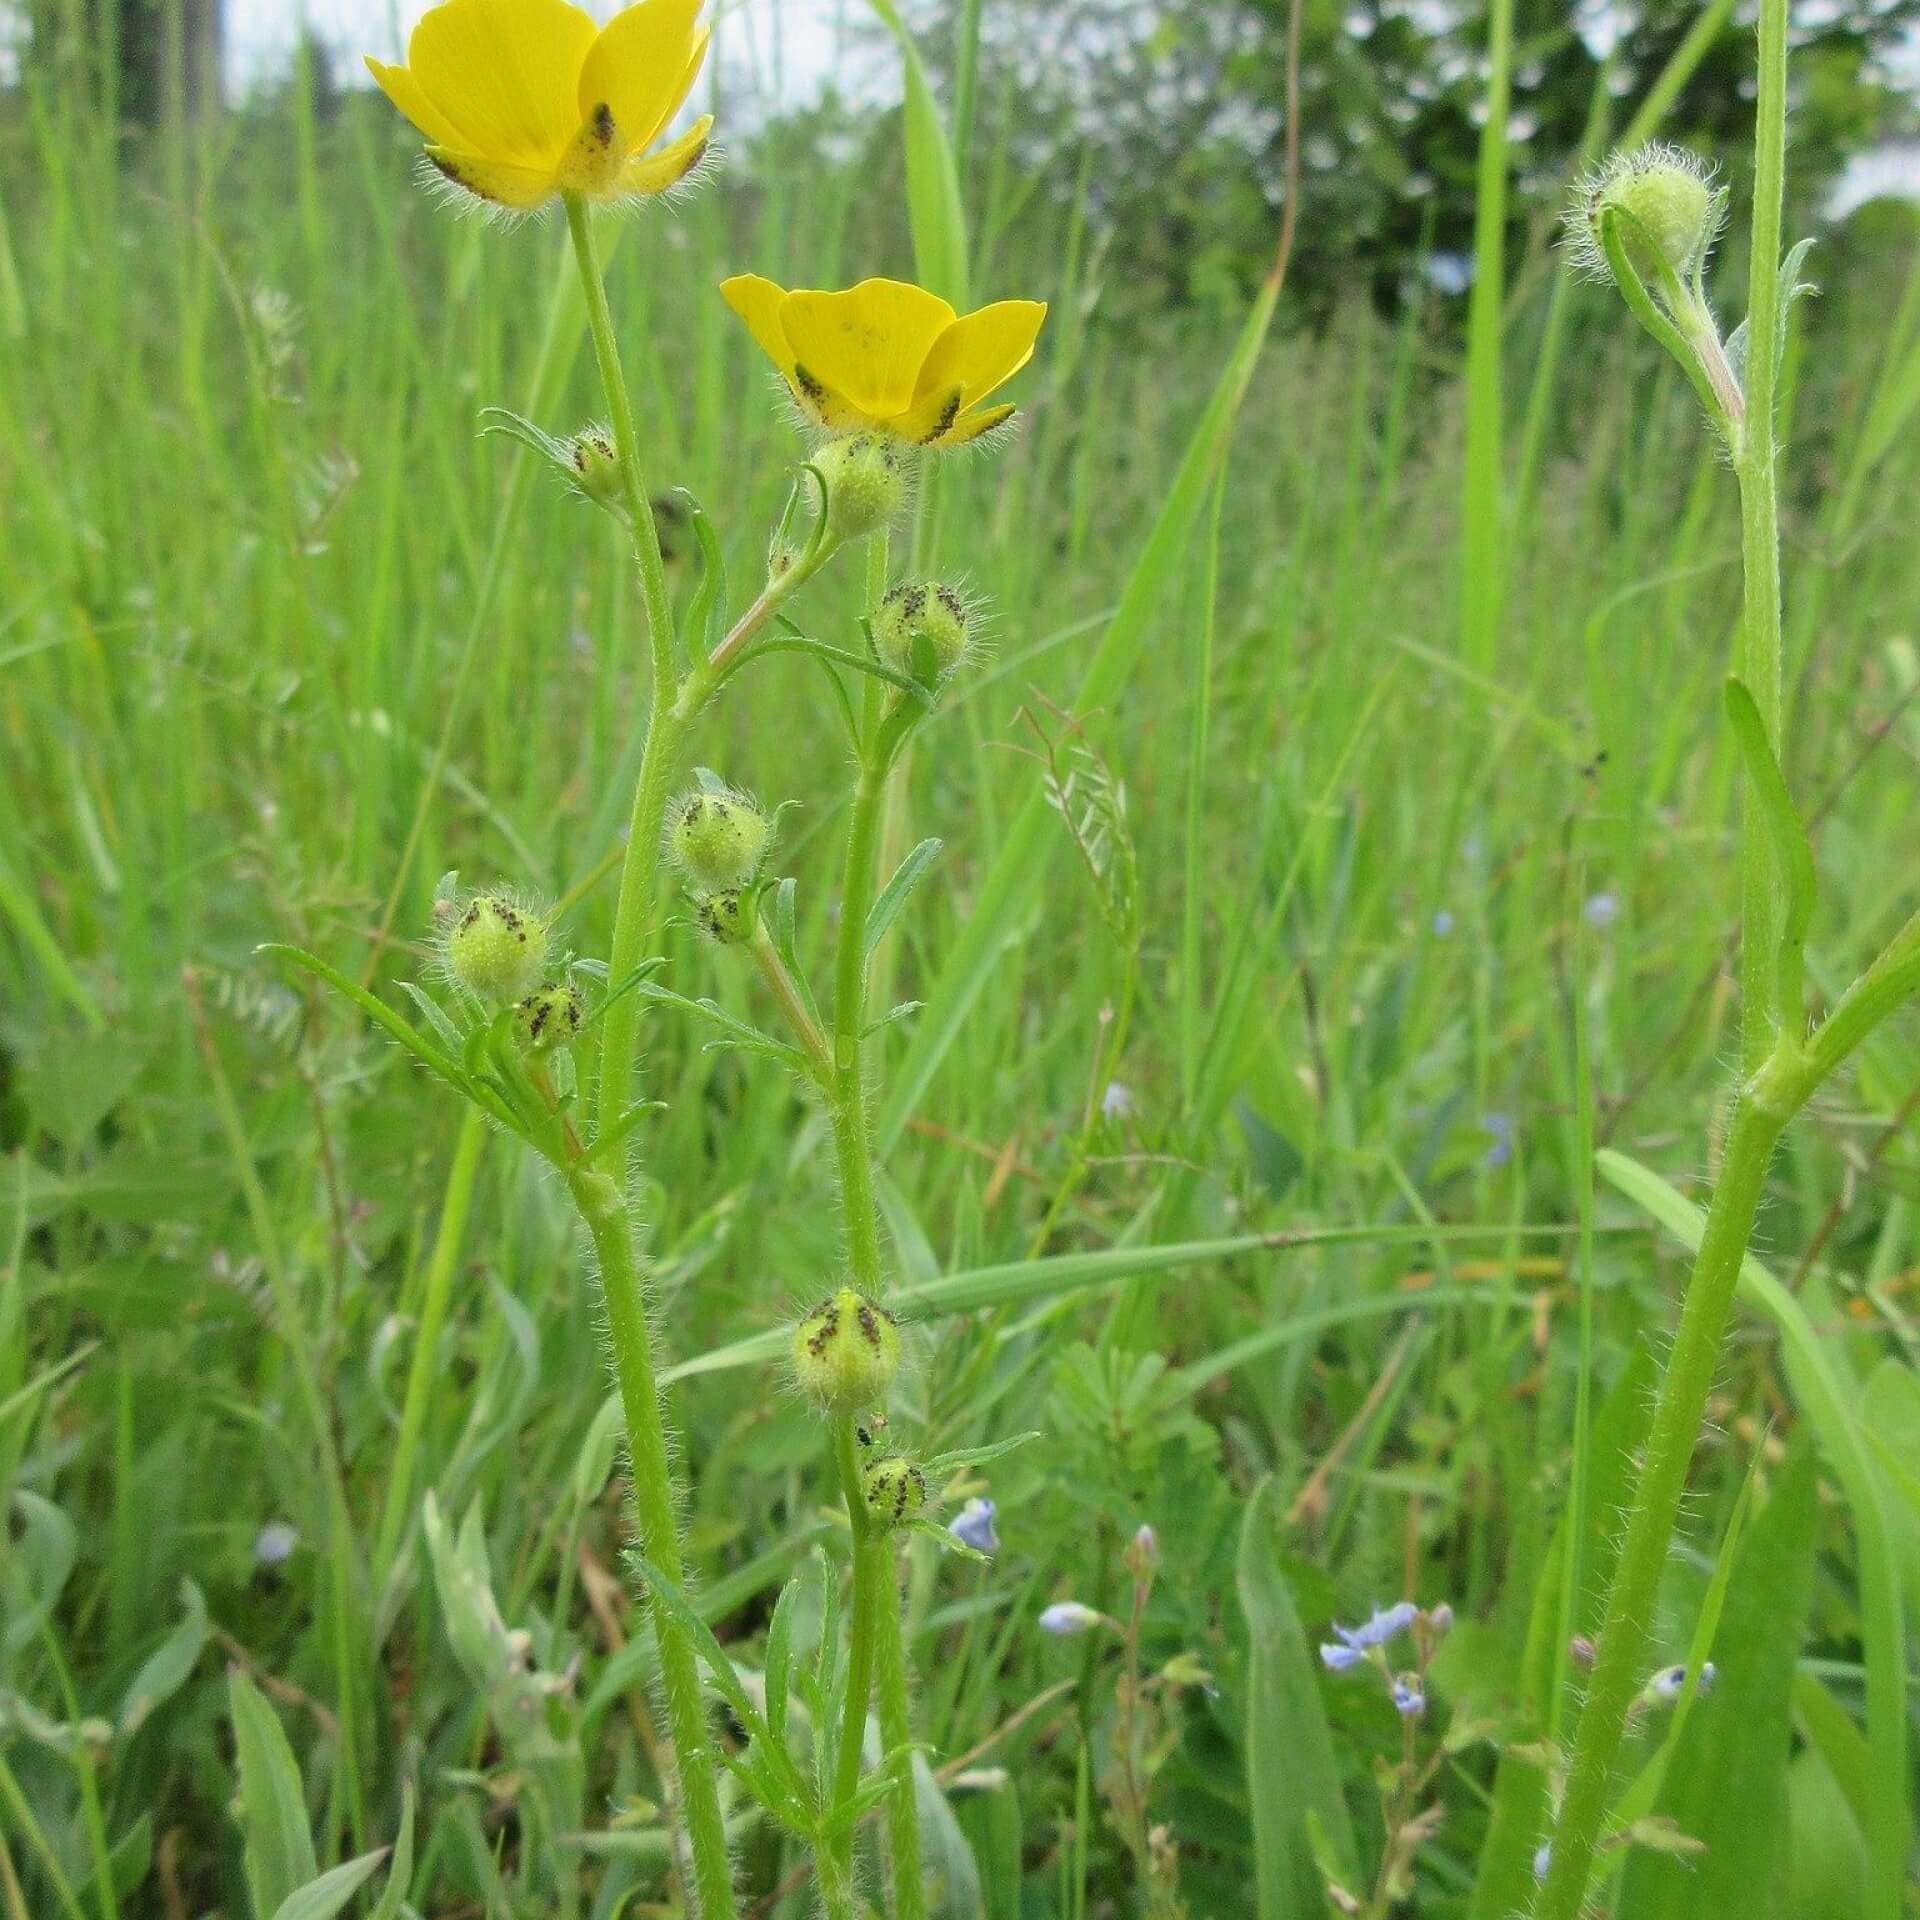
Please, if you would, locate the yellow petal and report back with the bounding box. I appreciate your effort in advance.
[912,299,1047,412]
[407,0,598,169]
[617,114,712,198]
[366,56,470,150]
[777,278,957,419]
[644,27,711,146]
[721,274,799,380]
[577,0,701,156]
[933,400,1018,448]
[422,145,561,210]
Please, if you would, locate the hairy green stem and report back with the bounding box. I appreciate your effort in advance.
[570,1168,737,1920]
[1541,6,1799,1905]
[817,529,927,1919]
[1735,0,1789,1074]
[373,1105,485,1591]
[1536,1066,1804,1914]
[826,1418,885,1901]
[563,193,682,1140]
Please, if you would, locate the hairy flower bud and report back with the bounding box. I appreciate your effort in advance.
[514,983,583,1054]
[790,1287,901,1414]
[671,788,769,892]
[874,581,971,682]
[814,432,906,540]
[446,894,547,1006]
[569,425,623,511]
[1573,145,1719,293]
[862,1455,928,1529]
[695,888,753,947]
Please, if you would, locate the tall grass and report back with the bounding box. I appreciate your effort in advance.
[2,11,1919,1916]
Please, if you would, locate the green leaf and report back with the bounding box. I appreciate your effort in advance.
[1723,678,1816,1024]
[920,1431,1040,1478]
[951,1771,1022,1920]
[1236,1477,1355,1914]
[865,837,943,960]
[118,1578,208,1736]
[663,1222,1530,1385]
[367,1786,415,1920]
[258,944,520,1136]
[3,1489,76,1656]
[676,488,727,662]
[865,0,969,306]
[229,1668,318,1919]
[267,1849,391,1920]
[1615,1449,1817,1918]
[1596,1148,1909,1920]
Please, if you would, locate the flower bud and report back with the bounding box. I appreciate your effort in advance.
[1575,145,1718,291]
[514,983,583,1054]
[813,432,906,540]
[671,789,769,892]
[569,425,623,511]
[874,581,970,682]
[446,894,547,1006]
[790,1287,901,1414]
[862,1455,928,1529]
[695,888,753,947]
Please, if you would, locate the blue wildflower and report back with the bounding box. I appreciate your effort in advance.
[1038,1601,1101,1636]
[949,1498,999,1555]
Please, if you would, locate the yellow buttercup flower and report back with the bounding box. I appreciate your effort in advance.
[366,0,712,213]
[719,275,1047,448]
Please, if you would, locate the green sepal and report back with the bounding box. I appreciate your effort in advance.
[1599,206,1737,448]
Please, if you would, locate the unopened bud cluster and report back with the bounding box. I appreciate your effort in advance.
[568,425,624,512]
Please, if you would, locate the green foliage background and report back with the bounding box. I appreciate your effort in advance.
[2,3,1920,1916]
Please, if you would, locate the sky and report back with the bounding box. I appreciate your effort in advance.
[227,0,857,106]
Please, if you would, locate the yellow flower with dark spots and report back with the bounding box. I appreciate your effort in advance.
[719,275,1047,448]
[366,0,711,213]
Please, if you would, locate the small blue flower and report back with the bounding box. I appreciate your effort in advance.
[1481,1111,1515,1169]
[1101,1081,1136,1121]
[254,1521,298,1567]
[949,1498,999,1555]
[1039,1601,1101,1636]
[1585,891,1621,929]
[1321,1601,1418,1673]
[1647,1660,1716,1705]
[1533,1843,1552,1883]
[1432,909,1456,936]
[1391,1676,1426,1718]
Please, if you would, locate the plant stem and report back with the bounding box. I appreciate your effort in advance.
[819,529,928,1919]
[562,192,683,1141]
[826,1418,885,1897]
[1536,1077,1799,1915]
[569,1167,738,1920]
[374,1104,485,1592]
[1541,8,1796,1906]
[1735,0,1789,1073]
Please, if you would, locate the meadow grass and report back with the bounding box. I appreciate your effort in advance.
[2,18,1920,1918]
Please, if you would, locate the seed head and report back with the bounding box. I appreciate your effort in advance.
[513,983,584,1054]
[446,893,547,1007]
[861,1455,928,1529]
[1572,144,1720,293]
[873,581,971,682]
[813,432,906,540]
[790,1287,901,1415]
[670,788,769,891]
